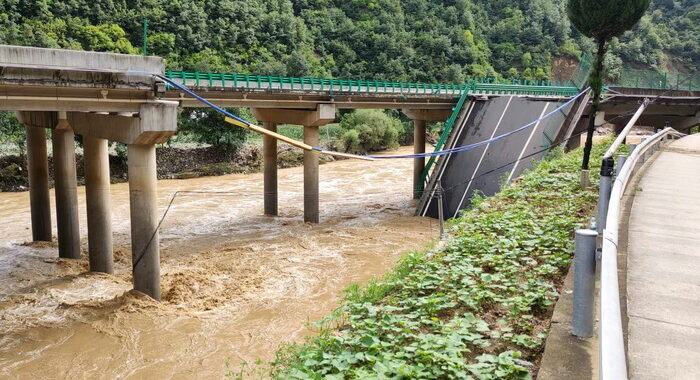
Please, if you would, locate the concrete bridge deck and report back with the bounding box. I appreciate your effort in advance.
[626,134,700,379]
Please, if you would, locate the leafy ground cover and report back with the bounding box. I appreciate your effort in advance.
[269,142,608,379]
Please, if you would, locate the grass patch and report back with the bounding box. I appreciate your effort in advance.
[173,162,248,179]
[262,142,610,380]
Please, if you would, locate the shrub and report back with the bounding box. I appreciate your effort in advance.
[339,110,401,154]
[0,111,26,157]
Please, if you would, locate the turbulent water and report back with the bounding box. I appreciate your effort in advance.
[0,146,437,379]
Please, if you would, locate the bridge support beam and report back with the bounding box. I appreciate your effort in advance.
[24,122,52,242]
[252,105,336,223]
[128,144,160,300]
[263,122,278,216]
[672,113,700,134]
[402,109,452,199]
[84,136,113,274]
[52,117,81,259]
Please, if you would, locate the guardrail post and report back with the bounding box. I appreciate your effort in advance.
[573,229,598,338]
[597,157,615,233]
[616,155,627,176]
[436,183,445,238]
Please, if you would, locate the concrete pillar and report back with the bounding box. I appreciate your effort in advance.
[263,122,278,216]
[52,126,81,259]
[402,109,452,199]
[413,119,427,199]
[25,126,52,241]
[594,111,606,127]
[251,105,336,224]
[84,136,113,274]
[128,144,160,300]
[304,126,320,224]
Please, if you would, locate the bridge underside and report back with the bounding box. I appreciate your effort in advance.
[565,94,700,150]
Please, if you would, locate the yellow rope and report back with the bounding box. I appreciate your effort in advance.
[223,117,375,161]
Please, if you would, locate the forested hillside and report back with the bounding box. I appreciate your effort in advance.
[0,0,698,82]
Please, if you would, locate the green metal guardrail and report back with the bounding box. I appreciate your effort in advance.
[164,71,580,97]
[571,54,593,89]
[573,53,699,91]
[609,68,700,91]
[416,83,473,195]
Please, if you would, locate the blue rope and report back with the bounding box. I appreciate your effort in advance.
[152,73,253,127]
[146,71,589,161]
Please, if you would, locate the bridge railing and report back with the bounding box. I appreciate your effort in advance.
[416,84,473,195]
[586,127,683,379]
[164,71,580,97]
[609,69,700,91]
[572,53,700,91]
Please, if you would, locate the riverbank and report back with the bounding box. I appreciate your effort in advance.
[0,142,337,192]
[270,143,607,379]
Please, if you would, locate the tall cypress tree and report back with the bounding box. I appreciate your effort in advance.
[567,0,651,170]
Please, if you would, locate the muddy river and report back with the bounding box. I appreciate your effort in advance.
[0,146,437,379]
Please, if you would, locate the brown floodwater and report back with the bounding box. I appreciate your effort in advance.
[0,145,437,379]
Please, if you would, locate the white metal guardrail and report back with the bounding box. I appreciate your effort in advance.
[571,126,685,379]
[598,127,683,379]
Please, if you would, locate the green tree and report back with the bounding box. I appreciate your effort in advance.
[0,112,26,157]
[178,108,248,148]
[340,109,401,154]
[567,0,651,170]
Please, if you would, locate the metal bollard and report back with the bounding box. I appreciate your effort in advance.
[597,157,614,233]
[572,229,598,338]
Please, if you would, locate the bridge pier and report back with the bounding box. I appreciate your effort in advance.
[23,120,52,242]
[84,136,113,273]
[402,109,452,199]
[412,120,426,199]
[304,125,320,223]
[128,144,160,299]
[69,102,177,299]
[262,122,278,216]
[52,116,81,259]
[252,105,335,223]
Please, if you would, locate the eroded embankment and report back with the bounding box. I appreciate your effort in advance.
[0,146,437,379]
[272,144,606,379]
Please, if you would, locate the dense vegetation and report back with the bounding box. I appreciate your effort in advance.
[0,0,697,82]
[268,142,608,379]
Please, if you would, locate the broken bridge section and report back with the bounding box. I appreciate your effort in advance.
[1,44,178,300]
[418,95,575,219]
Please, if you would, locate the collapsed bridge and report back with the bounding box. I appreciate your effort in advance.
[2,44,698,300]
